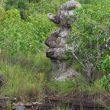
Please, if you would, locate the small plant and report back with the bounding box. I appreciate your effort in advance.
[100,55,110,74]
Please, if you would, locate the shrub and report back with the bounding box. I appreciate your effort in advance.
[0,9,54,55]
[5,0,67,13]
[69,0,110,82]
[0,7,5,21]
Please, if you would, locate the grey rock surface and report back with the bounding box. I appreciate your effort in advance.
[45,0,81,80]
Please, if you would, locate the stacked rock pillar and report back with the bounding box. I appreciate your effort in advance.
[45,0,81,81]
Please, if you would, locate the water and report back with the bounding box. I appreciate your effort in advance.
[15,105,26,110]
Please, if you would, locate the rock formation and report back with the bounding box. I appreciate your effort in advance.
[45,0,81,81]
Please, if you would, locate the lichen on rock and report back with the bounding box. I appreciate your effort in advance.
[45,0,81,81]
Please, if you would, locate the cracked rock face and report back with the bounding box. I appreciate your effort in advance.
[45,0,81,81]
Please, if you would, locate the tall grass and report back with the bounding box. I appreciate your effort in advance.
[0,52,51,101]
[47,75,107,96]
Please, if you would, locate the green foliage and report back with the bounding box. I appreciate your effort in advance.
[0,52,52,74]
[70,0,110,82]
[5,0,67,15]
[79,0,110,4]
[0,0,82,56]
[47,80,76,95]
[100,55,110,74]
[0,0,5,7]
[99,75,110,91]
[0,7,5,24]
[65,49,73,66]
[0,9,54,55]
[35,0,67,13]
[0,52,51,98]
[47,76,108,95]
[0,61,45,99]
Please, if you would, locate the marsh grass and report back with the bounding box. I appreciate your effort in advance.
[0,53,51,100]
[0,52,108,100]
[47,75,107,96]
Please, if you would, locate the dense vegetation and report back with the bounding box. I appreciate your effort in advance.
[0,0,110,101]
[70,0,110,82]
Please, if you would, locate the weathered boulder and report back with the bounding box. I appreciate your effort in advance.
[45,0,81,80]
[48,0,81,27]
[45,30,60,48]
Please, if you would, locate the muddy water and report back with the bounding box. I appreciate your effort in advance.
[15,106,26,110]
[0,96,108,110]
[15,106,107,110]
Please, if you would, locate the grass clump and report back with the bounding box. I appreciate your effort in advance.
[0,52,49,100]
[47,75,109,96]
[47,80,76,95]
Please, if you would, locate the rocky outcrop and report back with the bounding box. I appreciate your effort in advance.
[45,0,81,80]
